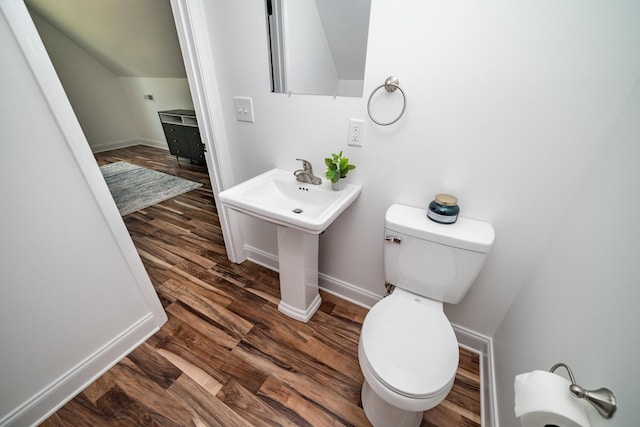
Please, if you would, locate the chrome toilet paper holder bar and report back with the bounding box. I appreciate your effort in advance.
[550,363,617,419]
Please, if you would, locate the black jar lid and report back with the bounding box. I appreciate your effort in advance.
[434,193,458,207]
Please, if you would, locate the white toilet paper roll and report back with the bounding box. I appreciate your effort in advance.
[514,370,590,427]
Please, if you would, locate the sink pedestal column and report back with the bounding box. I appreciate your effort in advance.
[276,226,322,323]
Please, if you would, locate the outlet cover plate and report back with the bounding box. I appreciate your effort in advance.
[348,118,365,147]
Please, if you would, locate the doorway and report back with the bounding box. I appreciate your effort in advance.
[24,0,238,261]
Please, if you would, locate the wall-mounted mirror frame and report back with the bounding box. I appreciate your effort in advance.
[265,0,371,98]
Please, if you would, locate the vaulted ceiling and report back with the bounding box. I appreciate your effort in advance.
[314,0,370,80]
[25,0,186,78]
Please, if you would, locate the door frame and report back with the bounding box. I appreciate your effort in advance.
[0,1,168,424]
[0,0,168,322]
[170,0,244,263]
[1,0,242,423]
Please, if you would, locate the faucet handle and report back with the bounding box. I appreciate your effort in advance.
[296,158,313,172]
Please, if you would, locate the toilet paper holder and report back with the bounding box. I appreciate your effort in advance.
[550,363,617,419]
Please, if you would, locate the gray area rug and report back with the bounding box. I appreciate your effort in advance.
[100,161,202,216]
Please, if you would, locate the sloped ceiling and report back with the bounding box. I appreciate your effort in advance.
[315,0,370,80]
[25,0,186,78]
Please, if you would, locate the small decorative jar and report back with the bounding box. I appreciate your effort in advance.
[427,193,460,224]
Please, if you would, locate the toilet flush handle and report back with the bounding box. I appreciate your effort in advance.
[384,235,402,244]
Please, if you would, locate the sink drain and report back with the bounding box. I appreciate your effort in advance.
[292,208,303,214]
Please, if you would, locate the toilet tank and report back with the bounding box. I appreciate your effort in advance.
[384,204,495,304]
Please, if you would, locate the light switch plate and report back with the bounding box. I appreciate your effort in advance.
[234,96,255,123]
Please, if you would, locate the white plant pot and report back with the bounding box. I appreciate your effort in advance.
[331,178,346,191]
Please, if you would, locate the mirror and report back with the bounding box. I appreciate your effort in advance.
[266,0,371,97]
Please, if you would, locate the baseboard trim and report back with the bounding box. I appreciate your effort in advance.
[2,313,161,427]
[243,244,497,426]
[318,272,381,309]
[278,295,322,323]
[90,138,140,153]
[452,323,499,427]
[244,245,383,309]
[138,139,169,150]
[244,244,278,271]
[91,138,168,153]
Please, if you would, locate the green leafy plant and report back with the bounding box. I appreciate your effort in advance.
[324,151,356,184]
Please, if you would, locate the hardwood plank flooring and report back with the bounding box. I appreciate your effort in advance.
[41,146,481,426]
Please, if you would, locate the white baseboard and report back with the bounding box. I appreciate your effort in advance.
[243,244,498,426]
[318,272,381,309]
[91,138,168,153]
[243,244,278,271]
[452,323,499,427]
[278,295,322,323]
[2,314,162,427]
[243,244,383,309]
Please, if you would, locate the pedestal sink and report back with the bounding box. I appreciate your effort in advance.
[218,168,361,322]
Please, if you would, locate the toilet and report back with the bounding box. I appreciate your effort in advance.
[359,204,495,427]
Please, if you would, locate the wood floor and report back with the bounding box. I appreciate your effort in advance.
[41,146,481,427]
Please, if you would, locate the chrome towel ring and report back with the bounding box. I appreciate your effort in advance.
[367,76,407,126]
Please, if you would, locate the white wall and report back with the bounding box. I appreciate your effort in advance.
[31,12,139,151]
[338,79,364,97]
[493,77,640,426]
[0,2,166,424]
[199,0,640,340]
[31,9,194,153]
[119,77,194,145]
[283,0,338,95]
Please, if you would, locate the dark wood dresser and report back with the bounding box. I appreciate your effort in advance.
[158,109,205,164]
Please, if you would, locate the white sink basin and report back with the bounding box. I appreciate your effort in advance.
[218,168,361,234]
[218,168,362,323]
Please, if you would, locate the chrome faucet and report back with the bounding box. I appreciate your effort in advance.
[294,158,322,185]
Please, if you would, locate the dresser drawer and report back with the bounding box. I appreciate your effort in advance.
[191,142,205,159]
[167,136,189,157]
[184,126,200,139]
[162,123,186,136]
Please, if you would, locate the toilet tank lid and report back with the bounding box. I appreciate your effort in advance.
[385,204,495,253]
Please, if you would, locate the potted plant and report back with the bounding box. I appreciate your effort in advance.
[324,151,356,191]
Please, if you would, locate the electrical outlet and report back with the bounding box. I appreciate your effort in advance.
[348,119,365,147]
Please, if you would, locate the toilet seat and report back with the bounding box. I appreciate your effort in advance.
[360,289,459,399]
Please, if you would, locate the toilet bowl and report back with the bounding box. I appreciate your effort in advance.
[358,204,494,427]
[358,289,458,426]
